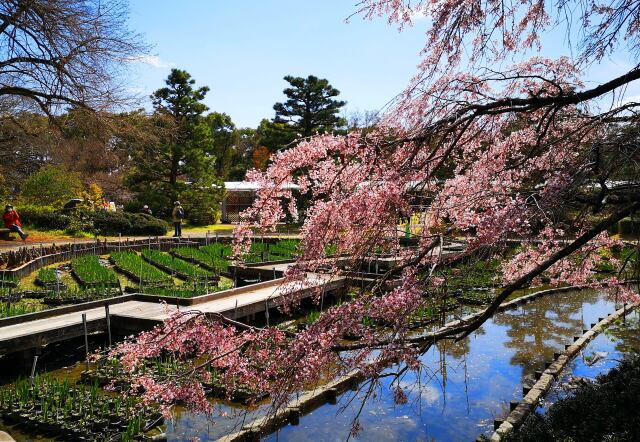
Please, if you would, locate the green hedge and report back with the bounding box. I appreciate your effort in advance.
[17,205,168,236]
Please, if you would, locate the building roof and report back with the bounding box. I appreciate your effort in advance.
[224,181,300,192]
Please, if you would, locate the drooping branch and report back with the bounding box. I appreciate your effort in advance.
[456,201,640,339]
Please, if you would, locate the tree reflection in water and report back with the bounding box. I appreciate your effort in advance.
[492,290,599,380]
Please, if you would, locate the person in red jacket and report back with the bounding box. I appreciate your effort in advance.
[3,205,28,240]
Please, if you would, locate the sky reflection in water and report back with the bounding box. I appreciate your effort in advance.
[165,289,639,442]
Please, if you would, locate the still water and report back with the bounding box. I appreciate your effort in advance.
[3,289,638,441]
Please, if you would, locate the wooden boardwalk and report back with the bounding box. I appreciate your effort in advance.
[0,273,346,356]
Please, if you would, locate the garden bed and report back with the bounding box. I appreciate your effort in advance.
[0,375,163,441]
[170,247,229,273]
[141,249,218,282]
[110,251,172,287]
[34,267,67,290]
[71,255,120,288]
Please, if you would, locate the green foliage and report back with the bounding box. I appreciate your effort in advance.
[110,251,172,285]
[178,178,223,226]
[273,75,347,138]
[173,246,229,272]
[17,204,68,229]
[140,283,224,298]
[141,249,215,279]
[92,211,169,236]
[20,165,83,206]
[0,375,158,440]
[19,206,168,236]
[36,268,58,285]
[505,356,640,441]
[71,255,118,286]
[0,302,41,318]
[205,112,237,178]
[201,243,232,258]
[126,69,224,219]
[256,118,297,152]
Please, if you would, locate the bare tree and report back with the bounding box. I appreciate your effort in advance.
[0,0,146,117]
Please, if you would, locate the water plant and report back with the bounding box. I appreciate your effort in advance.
[43,285,120,305]
[140,282,223,298]
[172,246,230,273]
[110,251,172,286]
[35,267,59,286]
[0,273,19,288]
[201,243,232,258]
[0,375,162,440]
[0,302,41,318]
[72,255,119,287]
[141,249,216,280]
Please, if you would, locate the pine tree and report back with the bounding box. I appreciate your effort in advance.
[273,75,346,138]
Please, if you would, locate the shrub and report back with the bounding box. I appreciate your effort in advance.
[20,165,83,206]
[18,205,69,230]
[95,211,170,236]
[18,206,169,236]
[125,213,169,236]
[504,356,640,441]
[179,184,222,226]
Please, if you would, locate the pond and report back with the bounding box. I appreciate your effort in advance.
[163,288,638,442]
[1,288,637,441]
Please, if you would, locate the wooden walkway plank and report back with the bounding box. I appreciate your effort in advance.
[0,273,346,355]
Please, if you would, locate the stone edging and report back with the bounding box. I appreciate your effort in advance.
[489,300,640,441]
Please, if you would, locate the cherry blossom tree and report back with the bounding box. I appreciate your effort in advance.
[109,0,640,427]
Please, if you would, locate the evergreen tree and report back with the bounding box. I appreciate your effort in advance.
[273,75,346,138]
[126,69,223,222]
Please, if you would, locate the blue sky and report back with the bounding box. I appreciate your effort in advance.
[126,1,638,128]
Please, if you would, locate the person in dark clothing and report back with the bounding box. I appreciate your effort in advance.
[171,201,184,237]
[3,205,28,240]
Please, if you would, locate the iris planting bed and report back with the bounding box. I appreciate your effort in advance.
[0,302,42,318]
[83,356,269,406]
[171,247,230,273]
[71,255,120,288]
[0,274,18,289]
[141,249,217,281]
[200,243,232,259]
[43,286,121,306]
[0,376,162,441]
[137,282,224,299]
[244,242,291,263]
[110,251,172,287]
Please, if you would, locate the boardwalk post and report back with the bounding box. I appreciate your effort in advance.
[320,284,325,312]
[265,299,269,326]
[82,313,89,371]
[105,305,112,348]
[29,355,38,387]
[273,267,276,280]
[234,299,238,320]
